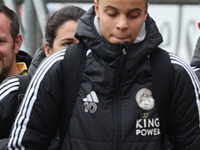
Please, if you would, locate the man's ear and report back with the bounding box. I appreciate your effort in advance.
[144,3,149,21]
[14,34,22,54]
[44,42,52,57]
[94,0,100,18]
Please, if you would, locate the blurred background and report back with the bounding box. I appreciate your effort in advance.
[1,0,200,63]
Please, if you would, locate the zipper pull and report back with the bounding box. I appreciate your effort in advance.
[122,48,127,55]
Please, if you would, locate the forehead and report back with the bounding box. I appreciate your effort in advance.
[99,0,146,2]
[0,13,10,25]
[56,20,77,37]
[0,13,11,34]
[98,0,146,10]
[54,20,78,43]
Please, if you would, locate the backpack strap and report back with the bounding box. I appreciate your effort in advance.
[59,42,87,145]
[150,48,173,140]
[16,75,30,101]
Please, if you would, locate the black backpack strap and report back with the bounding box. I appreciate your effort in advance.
[16,75,30,101]
[150,48,173,140]
[59,42,87,144]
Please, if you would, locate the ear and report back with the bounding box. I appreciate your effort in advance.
[94,0,100,18]
[44,42,52,57]
[14,34,22,54]
[143,3,149,21]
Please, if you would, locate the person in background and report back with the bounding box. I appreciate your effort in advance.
[0,4,32,84]
[0,5,85,149]
[0,4,31,148]
[28,5,85,77]
[8,0,200,149]
[190,22,200,80]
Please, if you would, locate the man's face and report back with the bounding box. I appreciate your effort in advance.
[0,13,20,83]
[95,0,148,44]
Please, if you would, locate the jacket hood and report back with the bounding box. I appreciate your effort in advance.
[16,50,32,69]
[75,6,163,68]
[191,36,200,67]
[28,46,46,77]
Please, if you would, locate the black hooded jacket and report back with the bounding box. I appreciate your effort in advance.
[0,48,45,139]
[8,6,200,150]
[0,50,32,139]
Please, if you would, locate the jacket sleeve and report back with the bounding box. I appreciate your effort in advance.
[0,76,20,138]
[169,54,200,150]
[7,50,66,149]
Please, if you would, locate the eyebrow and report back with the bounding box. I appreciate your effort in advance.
[61,38,75,41]
[104,6,143,12]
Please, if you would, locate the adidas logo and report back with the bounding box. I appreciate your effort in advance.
[83,91,99,113]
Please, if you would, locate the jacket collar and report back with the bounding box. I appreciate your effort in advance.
[75,6,163,68]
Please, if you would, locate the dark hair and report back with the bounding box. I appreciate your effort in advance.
[0,4,19,42]
[45,6,86,48]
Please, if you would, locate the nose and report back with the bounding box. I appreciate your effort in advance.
[116,15,128,30]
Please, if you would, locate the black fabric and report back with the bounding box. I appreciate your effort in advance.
[0,75,30,149]
[59,42,87,147]
[150,48,173,149]
[16,50,32,69]
[59,45,173,149]
[7,6,200,149]
[17,75,30,100]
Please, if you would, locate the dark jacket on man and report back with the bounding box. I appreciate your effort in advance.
[8,6,200,150]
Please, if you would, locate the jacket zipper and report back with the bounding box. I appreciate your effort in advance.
[113,48,127,150]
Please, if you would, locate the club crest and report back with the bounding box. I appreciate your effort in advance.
[136,88,155,111]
